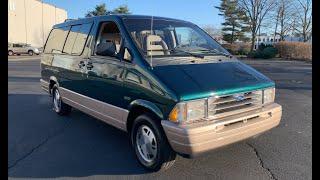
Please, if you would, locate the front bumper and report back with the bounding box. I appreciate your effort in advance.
[161,103,282,157]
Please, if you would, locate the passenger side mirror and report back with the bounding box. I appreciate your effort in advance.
[123,48,132,62]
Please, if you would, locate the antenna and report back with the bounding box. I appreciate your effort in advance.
[150,15,154,69]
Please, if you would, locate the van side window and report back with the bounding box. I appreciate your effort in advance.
[44,26,70,54]
[94,21,122,58]
[63,23,93,55]
[13,44,23,47]
[63,25,81,54]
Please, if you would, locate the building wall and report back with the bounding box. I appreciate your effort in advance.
[8,0,67,47]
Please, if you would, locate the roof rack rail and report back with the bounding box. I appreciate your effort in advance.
[64,19,76,22]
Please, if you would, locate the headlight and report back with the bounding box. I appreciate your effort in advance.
[169,99,205,123]
[263,88,275,104]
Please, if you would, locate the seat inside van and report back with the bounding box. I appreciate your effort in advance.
[96,22,121,55]
[145,35,169,56]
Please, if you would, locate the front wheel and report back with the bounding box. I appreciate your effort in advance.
[28,50,34,56]
[8,50,13,56]
[131,113,176,171]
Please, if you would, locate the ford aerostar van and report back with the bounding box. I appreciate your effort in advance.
[40,15,282,171]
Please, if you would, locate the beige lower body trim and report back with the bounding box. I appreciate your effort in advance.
[161,103,282,156]
[59,87,129,131]
[40,79,50,93]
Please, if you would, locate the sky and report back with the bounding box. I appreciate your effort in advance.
[43,0,223,28]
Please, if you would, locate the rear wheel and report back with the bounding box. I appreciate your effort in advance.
[52,85,71,115]
[8,50,13,56]
[28,50,34,56]
[131,113,176,171]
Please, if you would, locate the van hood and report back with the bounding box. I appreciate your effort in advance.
[153,60,274,101]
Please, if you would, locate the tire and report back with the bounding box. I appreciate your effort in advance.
[131,113,176,171]
[8,50,13,56]
[28,50,34,56]
[52,85,71,116]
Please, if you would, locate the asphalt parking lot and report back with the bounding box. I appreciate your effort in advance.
[8,56,312,179]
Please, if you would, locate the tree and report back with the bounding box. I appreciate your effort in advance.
[238,0,277,51]
[113,5,130,14]
[85,3,131,17]
[202,25,222,37]
[273,0,296,41]
[294,0,312,42]
[216,0,249,44]
[85,3,107,17]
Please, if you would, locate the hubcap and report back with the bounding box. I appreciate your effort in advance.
[136,125,157,162]
[53,89,61,112]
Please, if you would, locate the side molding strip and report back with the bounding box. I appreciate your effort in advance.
[59,87,129,131]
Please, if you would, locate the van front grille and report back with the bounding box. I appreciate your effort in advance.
[207,90,262,119]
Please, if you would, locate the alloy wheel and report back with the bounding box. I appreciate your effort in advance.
[53,89,61,112]
[136,125,158,163]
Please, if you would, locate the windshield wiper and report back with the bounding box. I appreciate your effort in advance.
[197,49,232,58]
[169,48,204,58]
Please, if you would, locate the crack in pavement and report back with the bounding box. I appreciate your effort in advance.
[8,122,71,171]
[246,142,278,180]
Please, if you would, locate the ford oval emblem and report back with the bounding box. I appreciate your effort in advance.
[233,94,245,101]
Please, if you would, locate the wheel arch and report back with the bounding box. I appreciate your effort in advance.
[126,99,164,133]
[49,76,59,94]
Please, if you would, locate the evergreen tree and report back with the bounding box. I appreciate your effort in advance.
[86,3,130,17]
[112,5,130,14]
[86,3,108,17]
[215,0,249,44]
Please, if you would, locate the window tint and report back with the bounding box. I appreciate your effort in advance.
[44,26,70,54]
[95,22,122,57]
[72,23,92,55]
[63,25,81,54]
[63,23,92,55]
[13,44,23,47]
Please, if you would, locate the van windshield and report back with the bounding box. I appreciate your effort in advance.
[123,18,230,59]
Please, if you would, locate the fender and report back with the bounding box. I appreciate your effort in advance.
[48,76,59,94]
[49,76,59,86]
[128,99,164,120]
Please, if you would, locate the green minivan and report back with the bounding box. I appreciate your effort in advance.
[40,15,282,171]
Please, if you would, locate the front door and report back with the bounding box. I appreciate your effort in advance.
[85,56,125,107]
[84,21,125,108]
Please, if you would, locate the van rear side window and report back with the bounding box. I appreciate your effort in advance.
[63,23,93,55]
[44,26,70,54]
[63,25,81,54]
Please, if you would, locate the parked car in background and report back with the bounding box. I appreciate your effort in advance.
[8,43,41,56]
[40,15,282,171]
[38,47,44,54]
